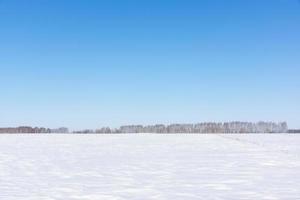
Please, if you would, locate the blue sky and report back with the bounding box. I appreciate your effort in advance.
[0,0,299,129]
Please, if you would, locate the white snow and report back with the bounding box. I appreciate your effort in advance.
[0,134,300,200]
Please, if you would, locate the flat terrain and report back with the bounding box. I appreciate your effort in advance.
[0,134,299,200]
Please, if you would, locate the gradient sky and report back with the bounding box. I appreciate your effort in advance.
[0,0,299,130]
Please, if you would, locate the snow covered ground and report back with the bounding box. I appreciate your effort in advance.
[0,134,299,200]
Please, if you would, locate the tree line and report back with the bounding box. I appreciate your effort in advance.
[82,121,288,134]
[0,127,69,133]
[0,122,289,134]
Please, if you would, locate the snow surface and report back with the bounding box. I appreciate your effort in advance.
[0,134,299,200]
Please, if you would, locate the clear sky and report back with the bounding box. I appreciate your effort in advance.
[0,0,299,130]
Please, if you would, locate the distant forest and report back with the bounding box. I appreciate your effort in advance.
[0,121,294,134]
